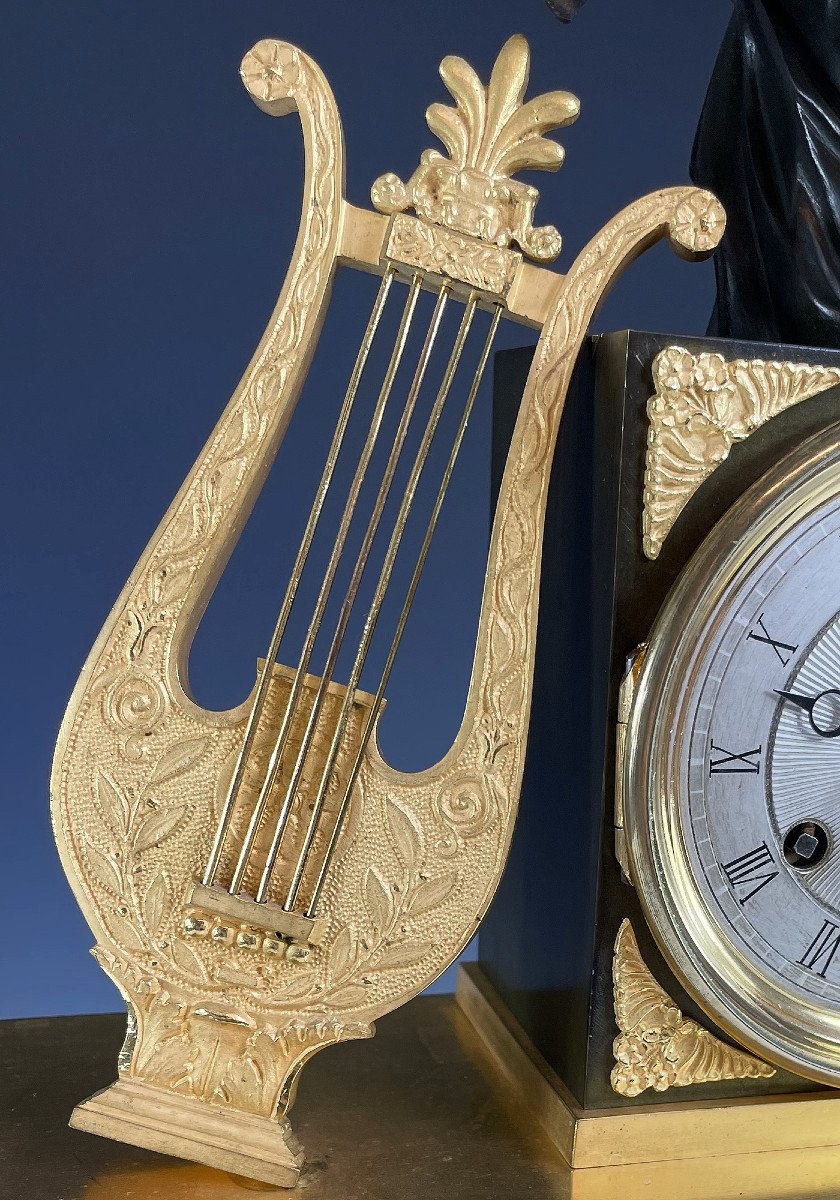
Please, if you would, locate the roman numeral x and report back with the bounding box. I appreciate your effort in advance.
[747,614,798,666]
[709,742,762,775]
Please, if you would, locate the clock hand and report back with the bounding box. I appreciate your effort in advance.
[775,690,813,712]
[775,688,840,738]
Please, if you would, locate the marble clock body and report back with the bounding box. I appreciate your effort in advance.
[478,329,840,1110]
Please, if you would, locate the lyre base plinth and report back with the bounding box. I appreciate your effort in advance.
[69,1078,305,1188]
[456,963,840,1168]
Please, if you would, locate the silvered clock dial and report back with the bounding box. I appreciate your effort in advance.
[624,423,840,1085]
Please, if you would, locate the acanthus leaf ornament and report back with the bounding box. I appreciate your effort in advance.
[611,920,774,1097]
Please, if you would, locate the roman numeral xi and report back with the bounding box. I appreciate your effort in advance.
[721,842,779,904]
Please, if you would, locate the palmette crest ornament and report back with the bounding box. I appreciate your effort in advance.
[371,34,580,260]
[52,28,723,1190]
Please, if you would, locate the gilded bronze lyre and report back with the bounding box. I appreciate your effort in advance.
[51,33,723,1187]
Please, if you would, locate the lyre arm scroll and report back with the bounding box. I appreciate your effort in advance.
[167,41,346,689]
[461,184,727,781]
[456,186,726,772]
[93,42,346,714]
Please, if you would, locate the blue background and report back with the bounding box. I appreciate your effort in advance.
[2,0,730,1018]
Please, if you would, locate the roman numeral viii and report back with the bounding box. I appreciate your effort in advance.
[799,921,840,978]
[720,842,779,904]
[709,742,762,774]
[747,614,798,666]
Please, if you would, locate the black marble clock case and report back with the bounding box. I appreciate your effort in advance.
[479,330,840,1111]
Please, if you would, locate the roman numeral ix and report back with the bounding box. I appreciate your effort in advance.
[799,921,840,978]
[747,614,798,666]
[720,842,779,904]
[709,742,762,775]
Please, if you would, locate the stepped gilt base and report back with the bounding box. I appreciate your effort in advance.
[70,1078,305,1187]
[456,964,840,1168]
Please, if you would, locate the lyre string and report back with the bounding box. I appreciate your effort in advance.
[250,283,451,902]
[305,304,503,916]
[227,273,425,895]
[279,294,480,910]
[202,267,396,886]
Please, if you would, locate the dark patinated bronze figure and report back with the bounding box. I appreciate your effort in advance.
[548,0,840,347]
[545,0,587,21]
[692,0,840,347]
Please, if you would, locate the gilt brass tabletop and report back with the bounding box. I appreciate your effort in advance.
[3,994,840,1200]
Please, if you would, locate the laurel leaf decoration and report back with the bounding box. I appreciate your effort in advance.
[84,837,123,895]
[133,804,187,853]
[143,872,171,938]
[329,925,355,978]
[172,937,207,980]
[170,506,200,553]
[220,410,246,456]
[214,964,258,987]
[407,872,458,917]
[148,738,209,787]
[211,457,243,507]
[364,866,393,933]
[375,940,431,971]
[110,911,146,952]
[386,797,422,867]
[95,772,131,837]
[154,566,191,608]
[278,973,318,1003]
[329,984,369,1008]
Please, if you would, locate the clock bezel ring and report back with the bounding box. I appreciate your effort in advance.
[624,421,840,1087]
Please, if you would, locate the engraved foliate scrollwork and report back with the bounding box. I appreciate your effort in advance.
[643,346,840,560]
[372,34,579,261]
[385,213,521,297]
[435,774,496,839]
[611,919,774,1097]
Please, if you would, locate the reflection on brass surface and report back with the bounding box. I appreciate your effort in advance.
[611,920,774,1097]
[50,29,723,1187]
[613,646,646,881]
[643,346,840,559]
[625,429,840,1084]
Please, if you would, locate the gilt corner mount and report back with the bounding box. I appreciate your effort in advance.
[643,348,840,560]
[612,919,774,1097]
